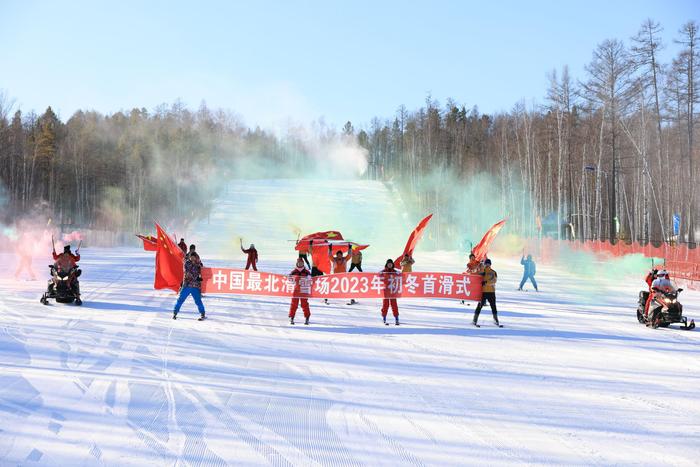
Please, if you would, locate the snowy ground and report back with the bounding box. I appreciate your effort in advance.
[1,180,699,466]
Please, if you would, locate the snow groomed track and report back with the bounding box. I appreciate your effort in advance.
[1,179,699,465]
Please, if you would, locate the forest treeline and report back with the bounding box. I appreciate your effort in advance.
[360,19,699,246]
[0,100,329,232]
[0,18,697,248]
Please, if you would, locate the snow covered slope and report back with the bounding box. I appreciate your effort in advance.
[192,179,410,260]
[1,179,699,466]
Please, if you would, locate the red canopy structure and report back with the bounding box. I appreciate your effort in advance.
[295,231,369,274]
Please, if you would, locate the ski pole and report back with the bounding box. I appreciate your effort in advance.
[52,235,55,253]
[76,240,82,254]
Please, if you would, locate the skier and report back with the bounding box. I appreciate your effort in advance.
[289,258,312,325]
[241,240,258,271]
[178,238,187,255]
[380,258,401,325]
[400,253,415,273]
[472,258,502,327]
[173,245,206,320]
[518,254,538,291]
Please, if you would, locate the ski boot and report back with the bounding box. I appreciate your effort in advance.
[304,317,309,325]
[198,314,206,321]
[290,317,295,325]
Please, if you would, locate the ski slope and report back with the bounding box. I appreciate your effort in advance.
[1,179,699,466]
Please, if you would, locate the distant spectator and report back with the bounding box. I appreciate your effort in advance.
[240,240,258,271]
[518,254,538,291]
[178,238,187,255]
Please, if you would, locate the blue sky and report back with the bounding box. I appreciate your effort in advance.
[0,0,696,130]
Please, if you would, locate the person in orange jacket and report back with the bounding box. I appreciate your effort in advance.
[329,244,352,274]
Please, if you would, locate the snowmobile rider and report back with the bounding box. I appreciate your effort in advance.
[53,244,80,273]
[518,254,538,291]
[646,270,674,327]
[400,253,415,273]
[173,244,206,320]
[52,243,81,299]
[289,258,312,325]
[241,240,258,271]
[651,270,674,293]
[472,258,501,327]
[380,258,401,325]
[643,267,659,318]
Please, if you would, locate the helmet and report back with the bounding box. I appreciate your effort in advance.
[657,269,668,277]
[63,245,71,253]
[484,259,492,265]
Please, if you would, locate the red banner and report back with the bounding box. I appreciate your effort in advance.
[200,268,482,300]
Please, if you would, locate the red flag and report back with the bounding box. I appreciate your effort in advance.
[472,220,507,261]
[154,223,184,292]
[395,214,433,265]
[296,231,369,274]
[137,234,157,251]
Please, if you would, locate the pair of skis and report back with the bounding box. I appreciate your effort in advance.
[472,321,503,328]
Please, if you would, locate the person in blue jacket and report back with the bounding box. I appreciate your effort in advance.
[518,254,538,291]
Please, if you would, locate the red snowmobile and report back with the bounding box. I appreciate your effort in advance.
[637,288,694,330]
[41,264,82,305]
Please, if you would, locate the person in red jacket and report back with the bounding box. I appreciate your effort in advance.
[643,268,658,318]
[240,240,258,270]
[53,244,80,272]
[380,258,401,325]
[289,258,311,325]
[178,238,187,255]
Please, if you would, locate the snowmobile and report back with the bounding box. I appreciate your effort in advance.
[636,289,694,330]
[41,264,82,305]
